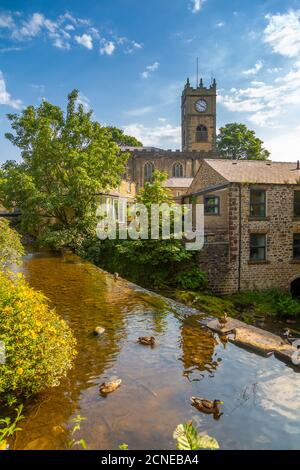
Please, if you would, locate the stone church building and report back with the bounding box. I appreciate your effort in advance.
[120,78,300,295]
[125,78,218,199]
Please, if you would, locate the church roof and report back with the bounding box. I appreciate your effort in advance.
[163,178,194,188]
[205,159,300,185]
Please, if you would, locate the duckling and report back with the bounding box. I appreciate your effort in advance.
[191,397,224,419]
[138,336,155,346]
[114,272,119,281]
[218,313,228,329]
[99,379,122,396]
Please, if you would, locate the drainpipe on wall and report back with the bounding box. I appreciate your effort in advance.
[238,184,242,292]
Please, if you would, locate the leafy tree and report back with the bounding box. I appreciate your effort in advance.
[136,170,172,208]
[81,171,195,289]
[217,123,270,160]
[0,90,129,248]
[106,126,142,147]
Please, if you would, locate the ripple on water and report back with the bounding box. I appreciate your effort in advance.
[7,251,300,450]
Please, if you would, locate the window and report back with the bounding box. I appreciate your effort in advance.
[250,189,266,218]
[293,234,300,260]
[294,191,300,217]
[172,162,184,178]
[250,234,266,261]
[196,125,208,142]
[204,196,220,215]
[144,162,154,183]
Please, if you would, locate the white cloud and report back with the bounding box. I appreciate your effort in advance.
[99,40,115,55]
[141,62,160,79]
[264,10,300,58]
[74,33,93,49]
[124,106,155,117]
[219,12,300,128]
[216,22,225,28]
[242,61,263,76]
[0,13,15,29]
[265,129,300,162]
[0,10,141,56]
[0,71,22,109]
[15,12,45,39]
[189,0,206,14]
[123,123,181,148]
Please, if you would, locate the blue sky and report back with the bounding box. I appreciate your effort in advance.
[0,0,300,162]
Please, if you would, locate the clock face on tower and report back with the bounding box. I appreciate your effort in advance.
[195,99,207,113]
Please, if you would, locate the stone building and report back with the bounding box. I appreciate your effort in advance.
[184,159,300,295]
[125,78,218,198]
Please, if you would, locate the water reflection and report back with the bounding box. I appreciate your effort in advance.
[5,251,300,450]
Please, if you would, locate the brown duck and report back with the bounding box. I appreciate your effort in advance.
[138,336,155,346]
[191,397,224,419]
[99,379,122,396]
[218,313,228,329]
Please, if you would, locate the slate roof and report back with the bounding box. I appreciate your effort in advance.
[205,159,300,184]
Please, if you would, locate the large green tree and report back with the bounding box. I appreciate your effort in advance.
[106,126,142,147]
[217,123,270,160]
[0,90,129,248]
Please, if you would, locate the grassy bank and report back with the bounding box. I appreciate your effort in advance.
[175,289,300,323]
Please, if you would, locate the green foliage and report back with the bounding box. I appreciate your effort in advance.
[0,90,129,249]
[0,271,77,405]
[118,443,129,450]
[68,415,87,450]
[136,170,172,207]
[176,267,207,290]
[173,422,219,450]
[0,405,24,450]
[106,126,142,147]
[217,123,270,160]
[80,170,195,289]
[176,290,236,316]
[0,219,24,270]
[177,288,300,322]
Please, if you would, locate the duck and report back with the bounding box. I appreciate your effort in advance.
[218,313,228,329]
[99,379,122,396]
[191,397,224,418]
[280,328,299,345]
[138,336,155,346]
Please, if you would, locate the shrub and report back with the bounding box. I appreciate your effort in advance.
[271,289,300,318]
[176,267,207,290]
[0,271,77,405]
[0,219,24,270]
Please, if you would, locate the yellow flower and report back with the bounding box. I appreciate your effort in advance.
[16,368,24,375]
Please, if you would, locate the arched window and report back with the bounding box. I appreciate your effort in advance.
[144,162,154,182]
[196,125,208,142]
[172,162,184,178]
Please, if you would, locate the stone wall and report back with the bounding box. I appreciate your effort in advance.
[238,184,300,292]
[127,149,217,191]
[195,182,300,294]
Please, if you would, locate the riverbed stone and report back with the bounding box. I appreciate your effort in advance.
[206,317,298,365]
[94,326,105,336]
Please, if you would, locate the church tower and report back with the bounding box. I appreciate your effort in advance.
[181,78,217,152]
